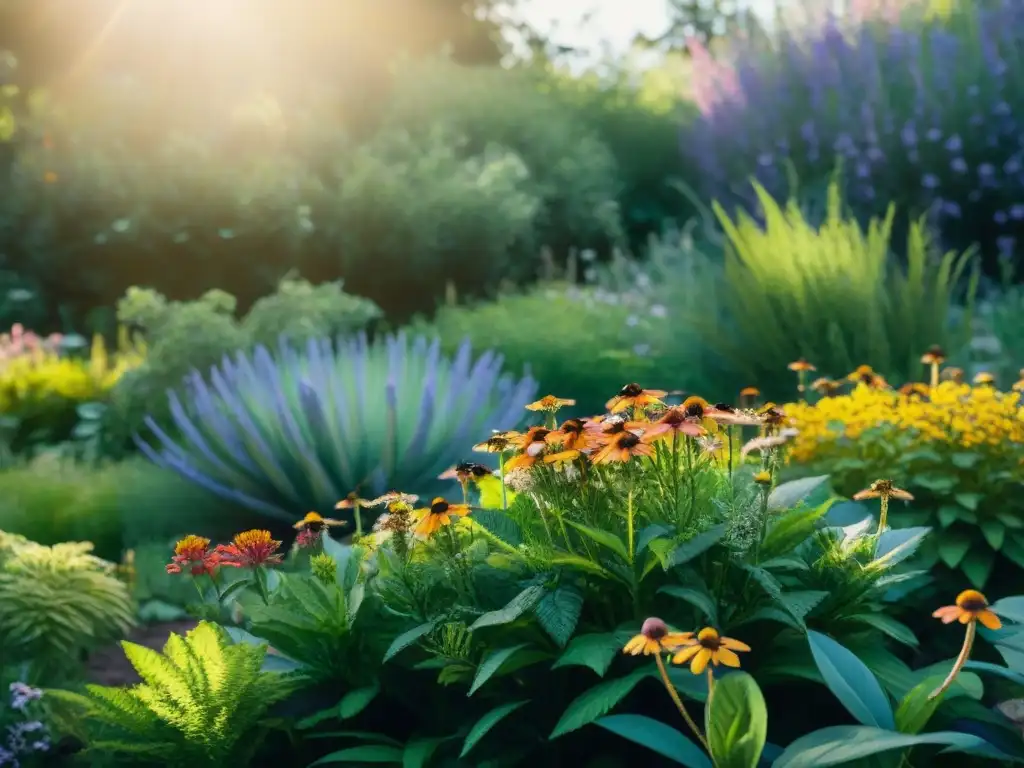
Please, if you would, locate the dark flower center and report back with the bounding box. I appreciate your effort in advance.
[604,422,626,435]
[698,635,721,650]
[561,419,585,434]
[713,403,735,412]
[960,598,987,613]
[662,409,686,425]
[430,500,450,515]
[620,383,644,397]
[306,520,325,533]
[618,433,641,449]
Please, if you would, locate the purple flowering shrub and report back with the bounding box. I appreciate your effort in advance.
[682,0,1024,276]
[0,682,50,767]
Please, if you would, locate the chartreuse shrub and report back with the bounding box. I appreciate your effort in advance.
[682,2,1024,277]
[0,324,145,452]
[0,532,134,681]
[102,388,1024,765]
[786,370,1024,590]
[48,622,301,768]
[690,182,976,399]
[137,332,537,528]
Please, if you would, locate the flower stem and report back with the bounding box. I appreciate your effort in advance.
[930,620,976,700]
[499,451,508,511]
[354,501,363,538]
[877,493,890,535]
[655,653,710,753]
[707,668,715,698]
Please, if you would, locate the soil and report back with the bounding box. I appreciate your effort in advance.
[86,620,199,687]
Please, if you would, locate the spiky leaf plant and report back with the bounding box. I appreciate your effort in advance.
[0,532,135,676]
[47,621,299,768]
[136,332,537,525]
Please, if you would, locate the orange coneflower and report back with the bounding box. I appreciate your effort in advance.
[638,407,706,444]
[366,491,420,508]
[848,365,889,389]
[504,426,551,471]
[810,377,842,397]
[591,431,654,464]
[166,535,220,576]
[473,430,520,454]
[294,511,347,534]
[973,371,995,386]
[788,358,816,373]
[546,418,591,451]
[921,345,947,389]
[526,395,576,413]
[853,479,913,534]
[544,449,582,470]
[899,382,931,399]
[439,462,494,483]
[930,590,1002,700]
[739,386,761,407]
[216,530,284,569]
[412,497,472,538]
[671,627,751,675]
[623,617,692,656]
[606,383,666,414]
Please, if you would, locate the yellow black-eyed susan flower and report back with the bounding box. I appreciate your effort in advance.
[366,491,420,508]
[439,462,494,483]
[623,617,692,656]
[933,589,1002,630]
[638,406,706,443]
[671,627,750,675]
[525,395,576,413]
[472,430,520,454]
[546,418,591,451]
[606,383,667,414]
[973,371,995,386]
[921,345,947,366]
[294,511,347,534]
[412,497,472,538]
[753,470,772,485]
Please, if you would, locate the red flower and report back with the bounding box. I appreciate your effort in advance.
[166,535,220,576]
[216,530,284,568]
[295,527,322,549]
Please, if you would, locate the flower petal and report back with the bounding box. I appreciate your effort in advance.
[720,637,751,652]
[715,648,741,668]
[671,644,701,666]
[623,635,647,655]
[690,648,712,675]
[978,610,1003,631]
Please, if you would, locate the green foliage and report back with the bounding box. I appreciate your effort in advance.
[0,532,134,676]
[691,182,977,399]
[104,276,382,455]
[47,621,299,767]
[0,457,251,560]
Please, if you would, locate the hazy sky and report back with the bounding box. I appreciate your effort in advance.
[516,0,781,57]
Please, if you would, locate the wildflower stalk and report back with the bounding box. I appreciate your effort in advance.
[499,450,508,510]
[684,436,697,525]
[654,653,710,753]
[930,620,976,700]
[353,499,364,538]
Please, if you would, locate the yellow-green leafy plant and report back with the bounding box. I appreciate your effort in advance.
[0,326,145,451]
[695,182,976,398]
[47,622,300,768]
[0,532,135,678]
[785,374,1024,589]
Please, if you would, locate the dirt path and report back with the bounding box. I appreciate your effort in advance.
[86,620,199,687]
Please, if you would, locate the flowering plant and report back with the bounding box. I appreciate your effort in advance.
[786,366,1024,589]
[681,2,1024,277]
[109,385,1024,765]
[0,680,50,768]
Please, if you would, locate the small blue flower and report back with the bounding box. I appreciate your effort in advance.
[758,152,774,167]
[945,135,963,152]
[942,201,962,218]
[1011,204,1024,220]
[951,158,968,174]
[995,210,1008,224]
[994,101,1012,116]
[926,128,942,142]
[901,122,917,147]
[922,174,940,189]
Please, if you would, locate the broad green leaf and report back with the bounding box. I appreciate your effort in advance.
[660,585,718,624]
[807,631,894,729]
[761,501,832,559]
[914,474,957,493]
[870,527,930,569]
[667,525,727,568]
[553,631,633,677]
[895,677,945,734]
[469,645,530,696]
[470,585,546,631]
[402,737,451,768]
[961,548,995,588]
[340,679,381,718]
[549,554,617,580]
[460,701,529,758]
[779,591,828,622]
[937,532,972,568]
[550,667,654,738]
[997,513,1024,530]
[950,452,982,469]
[383,621,437,663]
[848,614,919,648]
[596,714,712,767]
[637,524,673,553]
[965,660,1024,688]
[767,475,830,511]
[937,505,959,528]
[955,492,983,512]
[705,672,767,768]
[981,520,1006,551]
[310,745,403,764]
[565,520,630,562]
[991,597,1024,624]
[534,586,583,647]
[471,509,524,547]
[773,725,1015,767]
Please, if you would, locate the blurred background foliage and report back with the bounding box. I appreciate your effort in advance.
[0,0,1021,589]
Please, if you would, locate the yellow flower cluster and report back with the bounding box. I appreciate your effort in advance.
[0,329,145,415]
[785,381,1024,463]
